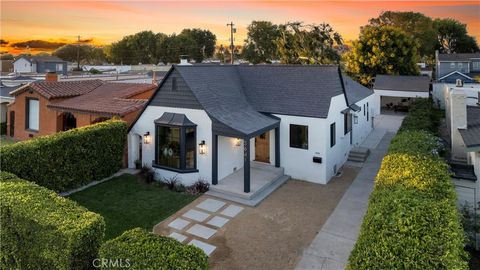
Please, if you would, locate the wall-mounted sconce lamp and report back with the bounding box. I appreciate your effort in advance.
[235,138,241,146]
[354,115,358,124]
[199,140,207,155]
[143,131,151,144]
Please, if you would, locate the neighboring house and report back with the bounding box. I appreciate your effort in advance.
[128,65,376,199]
[436,51,480,83]
[373,75,430,112]
[7,75,156,141]
[445,85,480,205]
[13,55,68,75]
[0,83,16,124]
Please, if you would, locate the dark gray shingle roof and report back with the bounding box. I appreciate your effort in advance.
[459,106,480,148]
[374,75,430,92]
[438,53,480,62]
[165,65,372,137]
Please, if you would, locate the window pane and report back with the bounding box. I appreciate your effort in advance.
[185,128,195,169]
[290,124,308,149]
[157,126,180,169]
[28,99,39,130]
[330,123,336,147]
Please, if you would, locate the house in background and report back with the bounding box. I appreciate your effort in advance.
[373,74,430,112]
[0,82,16,127]
[13,55,68,75]
[444,85,480,205]
[436,51,480,83]
[7,74,156,141]
[128,65,376,204]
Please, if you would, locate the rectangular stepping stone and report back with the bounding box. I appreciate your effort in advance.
[196,198,226,212]
[189,239,216,256]
[207,216,230,228]
[169,232,187,243]
[220,205,244,218]
[168,218,190,230]
[186,224,217,239]
[182,209,210,222]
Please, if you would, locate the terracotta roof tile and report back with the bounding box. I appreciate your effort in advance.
[48,82,156,116]
[11,80,104,99]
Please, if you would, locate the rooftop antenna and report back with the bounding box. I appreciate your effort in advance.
[227,22,236,64]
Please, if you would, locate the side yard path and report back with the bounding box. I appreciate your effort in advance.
[296,114,403,270]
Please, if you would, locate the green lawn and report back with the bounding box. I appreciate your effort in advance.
[0,136,16,146]
[68,174,198,240]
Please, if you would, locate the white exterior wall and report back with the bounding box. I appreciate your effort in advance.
[273,113,327,184]
[433,83,480,109]
[469,151,480,181]
[13,58,33,73]
[128,106,213,186]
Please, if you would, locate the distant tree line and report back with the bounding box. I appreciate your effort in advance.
[106,29,216,65]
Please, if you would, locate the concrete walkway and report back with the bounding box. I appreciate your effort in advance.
[296,115,403,270]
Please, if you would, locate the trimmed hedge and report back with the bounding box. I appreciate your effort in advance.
[388,130,440,157]
[99,228,208,270]
[347,100,468,269]
[0,120,127,192]
[0,174,105,269]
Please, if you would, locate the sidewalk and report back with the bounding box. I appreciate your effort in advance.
[296,118,401,270]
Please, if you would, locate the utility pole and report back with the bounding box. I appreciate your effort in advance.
[76,35,80,70]
[227,22,235,64]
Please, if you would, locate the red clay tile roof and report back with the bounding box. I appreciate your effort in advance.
[11,80,104,99]
[47,82,156,116]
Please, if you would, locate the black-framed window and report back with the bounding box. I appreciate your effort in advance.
[363,104,366,116]
[290,124,308,149]
[330,123,336,147]
[25,97,39,131]
[344,113,352,135]
[155,125,197,172]
[367,102,369,121]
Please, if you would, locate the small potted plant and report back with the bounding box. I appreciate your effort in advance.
[134,159,141,170]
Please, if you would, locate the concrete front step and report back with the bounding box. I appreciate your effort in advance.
[207,175,290,207]
[347,147,370,162]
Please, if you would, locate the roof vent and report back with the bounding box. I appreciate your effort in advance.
[456,79,463,87]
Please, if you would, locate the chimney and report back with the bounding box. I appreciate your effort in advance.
[448,88,468,161]
[45,72,58,82]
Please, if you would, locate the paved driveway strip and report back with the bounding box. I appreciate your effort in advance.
[296,130,397,269]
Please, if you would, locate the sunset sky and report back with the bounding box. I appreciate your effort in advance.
[1,0,479,54]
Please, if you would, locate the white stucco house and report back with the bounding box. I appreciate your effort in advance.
[128,65,376,201]
[373,74,430,112]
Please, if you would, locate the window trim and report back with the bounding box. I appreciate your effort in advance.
[25,97,39,132]
[330,122,336,148]
[289,124,308,150]
[154,123,198,173]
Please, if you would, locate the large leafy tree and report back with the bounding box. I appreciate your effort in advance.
[53,44,106,65]
[178,29,216,63]
[434,18,479,53]
[343,25,420,86]
[276,22,342,64]
[367,11,437,58]
[242,21,281,64]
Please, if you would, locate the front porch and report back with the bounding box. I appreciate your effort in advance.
[208,161,288,205]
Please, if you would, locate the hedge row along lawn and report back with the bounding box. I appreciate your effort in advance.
[0,120,127,192]
[100,228,208,270]
[347,99,468,270]
[68,174,199,240]
[0,172,105,270]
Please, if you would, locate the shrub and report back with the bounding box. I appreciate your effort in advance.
[0,175,105,270]
[0,120,127,192]
[99,228,208,270]
[164,176,179,191]
[186,180,210,195]
[388,130,441,156]
[347,99,468,269]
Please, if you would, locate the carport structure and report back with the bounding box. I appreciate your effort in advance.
[373,75,430,112]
